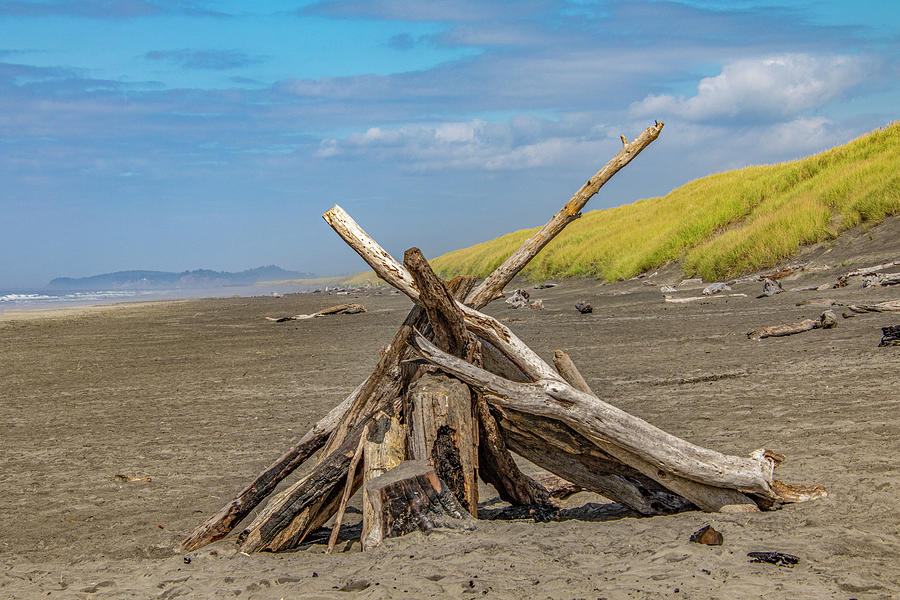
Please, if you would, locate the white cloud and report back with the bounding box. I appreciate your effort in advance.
[631,54,872,122]
[315,116,616,171]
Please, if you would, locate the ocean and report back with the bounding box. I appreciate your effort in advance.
[0,283,316,313]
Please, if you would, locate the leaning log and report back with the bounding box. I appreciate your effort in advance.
[464,121,665,309]
[240,410,380,552]
[181,384,362,551]
[475,395,553,508]
[407,330,780,499]
[363,460,475,546]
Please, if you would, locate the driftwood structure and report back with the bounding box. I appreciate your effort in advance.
[183,122,825,554]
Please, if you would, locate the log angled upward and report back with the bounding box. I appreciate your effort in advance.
[465,121,664,309]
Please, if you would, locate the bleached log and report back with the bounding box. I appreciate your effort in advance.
[407,330,780,500]
[361,414,407,551]
[545,353,757,512]
[748,310,838,340]
[265,303,367,321]
[846,300,900,313]
[322,205,561,382]
[465,121,665,309]
[181,382,362,551]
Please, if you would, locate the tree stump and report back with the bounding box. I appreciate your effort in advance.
[361,414,407,550]
[364,460,475,545]
[405,373,479,516]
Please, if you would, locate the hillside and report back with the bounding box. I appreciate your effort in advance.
[47,266,314,291]
[430,122,900,282]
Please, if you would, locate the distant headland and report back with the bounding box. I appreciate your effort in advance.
[47,266,315,291]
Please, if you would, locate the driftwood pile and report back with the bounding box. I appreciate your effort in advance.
[183,122,826,555]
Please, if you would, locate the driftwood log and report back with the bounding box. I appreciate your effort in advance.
[748,310,838,340]
[266,303,367,321]
[184,121,825,555]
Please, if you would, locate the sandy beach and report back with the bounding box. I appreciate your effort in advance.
[2,223,899,599]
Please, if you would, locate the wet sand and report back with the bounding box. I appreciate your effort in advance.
[2,220,899,599]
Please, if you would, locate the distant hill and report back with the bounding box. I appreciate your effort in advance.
[430,122,899,282]
[47,266,315,291]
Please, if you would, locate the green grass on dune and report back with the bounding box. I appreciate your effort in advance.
[430,122,900,282]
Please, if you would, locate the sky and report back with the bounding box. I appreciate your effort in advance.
[1,0,898,288]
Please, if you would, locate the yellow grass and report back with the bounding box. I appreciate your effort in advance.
[431,122,900,282]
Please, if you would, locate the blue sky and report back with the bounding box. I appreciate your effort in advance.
[1,0,898,288]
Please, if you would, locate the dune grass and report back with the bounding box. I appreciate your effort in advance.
[429,122,900,282]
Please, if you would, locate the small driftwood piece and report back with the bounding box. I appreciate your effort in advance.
[364,460,475,544]
[664,294,746,304]
[266,303,366,321]
[748,310,838,340]
[465,121,665,309]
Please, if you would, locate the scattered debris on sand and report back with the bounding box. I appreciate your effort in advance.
[703,282,732,295]
[505,289,530,309]
[880,325,900,347]
[758,278,784,298]
[690,524,724,546]
[747,551,799,567]
[574,301,593,314]
[834,260,900,288]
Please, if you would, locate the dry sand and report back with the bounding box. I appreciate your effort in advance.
[2,220,899,599]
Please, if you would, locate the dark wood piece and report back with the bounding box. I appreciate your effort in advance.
[181,389,358,551]
[239,413,376,552]
[364,460,475,544]
[475,394,553,507]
